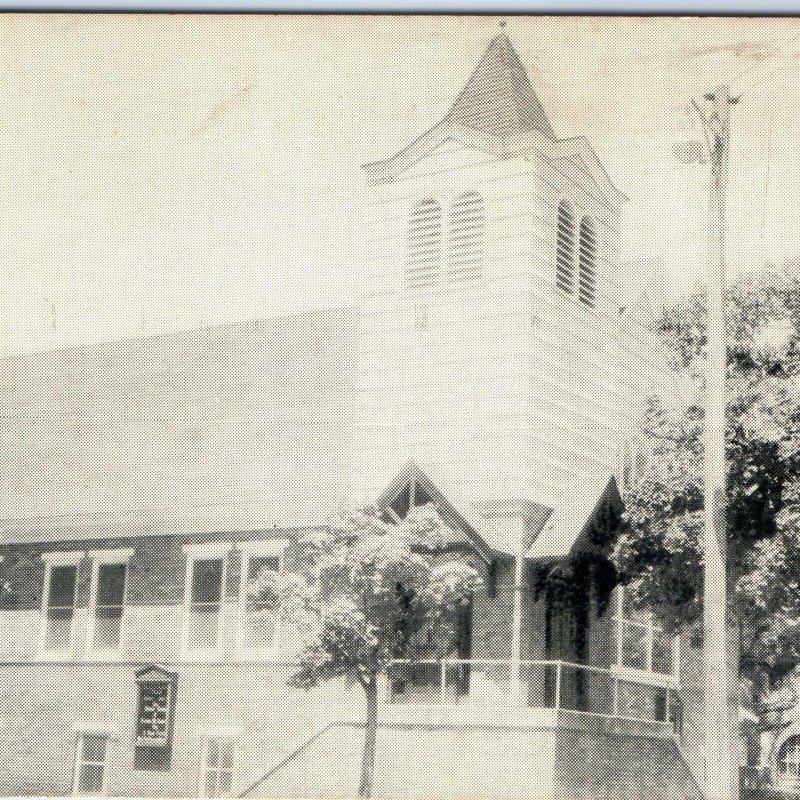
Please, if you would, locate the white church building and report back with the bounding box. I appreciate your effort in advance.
[0,32,734,799]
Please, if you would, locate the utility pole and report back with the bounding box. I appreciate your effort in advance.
[675,83,736,800]
[702,84,735,800]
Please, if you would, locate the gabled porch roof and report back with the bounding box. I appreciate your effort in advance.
[373,460,623,563]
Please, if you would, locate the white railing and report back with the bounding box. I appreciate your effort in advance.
[385,658,679,726]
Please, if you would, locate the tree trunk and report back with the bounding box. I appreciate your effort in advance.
[358,679,379,798]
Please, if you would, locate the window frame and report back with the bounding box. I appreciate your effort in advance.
[181,543,232,658]
[39,551,84,659]
[198,736,237,798]
[85,549,134,660]
[235,540,289,659]
[72,732,110,797]
[612,585,679,686]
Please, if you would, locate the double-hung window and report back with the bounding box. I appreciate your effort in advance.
[182,544,231,656]
[236,540,288,656]
[73,733,109,796]
[199,737,235,797]
[87,549,133,657]
[40,552,83,657]
[614,585,677,677]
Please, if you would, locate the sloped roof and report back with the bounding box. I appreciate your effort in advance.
[528,473,622,560]
[447,33,555,139]
[0,308,359,540]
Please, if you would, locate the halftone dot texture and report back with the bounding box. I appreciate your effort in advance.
[0,18,724,800]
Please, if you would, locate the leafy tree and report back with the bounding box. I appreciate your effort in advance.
[614,267,800,712]
[249,505,482,798]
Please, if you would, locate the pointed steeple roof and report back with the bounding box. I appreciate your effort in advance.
[446,33,555,139]
[363,32,625,206]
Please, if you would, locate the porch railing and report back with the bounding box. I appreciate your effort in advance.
[385,658,679,727]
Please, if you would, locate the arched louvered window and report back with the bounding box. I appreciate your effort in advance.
[448,192,484,282]
[556,201,575,294]
[578,216,597,308]
[406,199,442,290]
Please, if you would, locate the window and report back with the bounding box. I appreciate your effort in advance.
[448,192,483,282]
[87,549,133,656]
[73,734,109,796]
[578,216,597,308]
[555,200,575,294]
[182,544,231,654]
[614,585,676,677]
[237,541,289,655]
[778,736,800,786]
[200,738,235,797]
[40,552,83,656]
[406,199,442,290]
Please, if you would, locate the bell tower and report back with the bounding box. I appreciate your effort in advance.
[354,32,667,526]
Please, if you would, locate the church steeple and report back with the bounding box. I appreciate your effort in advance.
[363,32,622,207]
[445,33,555,139]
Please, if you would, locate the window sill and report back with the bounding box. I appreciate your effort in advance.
[609,664,677,689]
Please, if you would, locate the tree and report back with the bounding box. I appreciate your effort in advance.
[614,266,800,711]
[248,504,482,798]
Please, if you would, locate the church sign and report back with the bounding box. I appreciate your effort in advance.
[134,666,177,748]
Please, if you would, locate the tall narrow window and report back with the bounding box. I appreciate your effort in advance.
[237,541,288,655]
[448,192,484,282]
[406,199,442,290]
[87,550,133,655]
[186,558,224,652]
[578,216,597,308]
[94,564,126,651]
[200,738,235,797]
[41,556,81,655]
[555,200,575,294]
[73,733,109,796]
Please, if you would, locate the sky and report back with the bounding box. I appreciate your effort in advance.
[1,14,800,353]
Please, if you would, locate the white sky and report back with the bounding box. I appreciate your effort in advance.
[1,14,799,353]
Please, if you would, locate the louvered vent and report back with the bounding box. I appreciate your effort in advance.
[556,201,575,294]
[448,192,484,282]
[578,217,597,308]
[406,199,442,290]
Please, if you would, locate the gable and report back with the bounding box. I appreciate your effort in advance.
[375,462,493,562]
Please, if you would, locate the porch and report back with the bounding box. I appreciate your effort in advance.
[383,658,679,731]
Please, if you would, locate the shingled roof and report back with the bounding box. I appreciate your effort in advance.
[446,33,555,139]
[362,33,624,205]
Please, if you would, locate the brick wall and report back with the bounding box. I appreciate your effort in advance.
[0,661,357,797]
